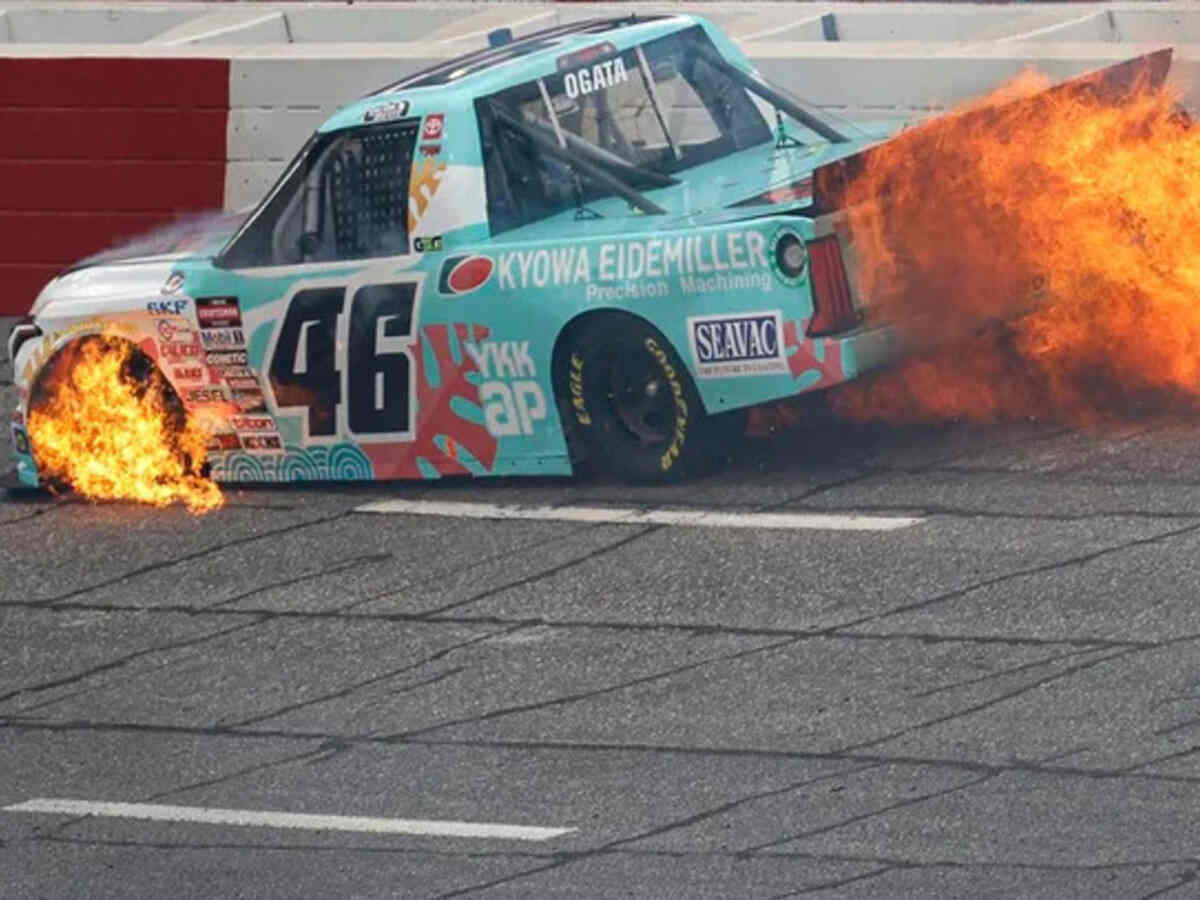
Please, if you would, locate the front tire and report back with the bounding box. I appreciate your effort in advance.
[561,317,741,483]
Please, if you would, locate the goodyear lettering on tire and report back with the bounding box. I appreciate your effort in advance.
[644,338,688,471]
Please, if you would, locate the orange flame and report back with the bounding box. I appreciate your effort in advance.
[26,335,223,513]
[829,64,1200,426]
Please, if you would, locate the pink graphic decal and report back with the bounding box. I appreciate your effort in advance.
[363,322,498,479]
[783,319,845,391]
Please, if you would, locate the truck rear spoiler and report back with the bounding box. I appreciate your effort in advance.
[809,48,1173,214]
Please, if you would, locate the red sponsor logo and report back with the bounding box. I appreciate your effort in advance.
[196,297,243,329]
[206,432,242,452]
[232,415,273,432]
[441,254,494,295]
[187,388,226,404]
[419,143,441,157]
[231,390,265,412]
[206,350,248,367]
[157,319,197,343]
[161,342,202,359]
[242,435,282,451]
[226,376,260,391]
[172,366,204,381]
[422,114,444,140]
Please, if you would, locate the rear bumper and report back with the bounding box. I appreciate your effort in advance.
[835,322,906,381]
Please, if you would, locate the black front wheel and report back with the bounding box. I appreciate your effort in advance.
[561,318,744,482]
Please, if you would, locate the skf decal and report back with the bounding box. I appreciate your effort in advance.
[438,254,494,295]
[147,299,188,316]
[688,311,788,379]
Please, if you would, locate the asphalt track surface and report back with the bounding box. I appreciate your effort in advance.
[6,342,1200,899]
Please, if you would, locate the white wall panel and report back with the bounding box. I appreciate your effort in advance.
[6,7,194,43]
[225,160,290,212]
[284,7,476,43]
[227,108,328,162]
[152,11,291,46]
[6,2,1198,212]
[229,55,431,107]
[1113,9,1200,43]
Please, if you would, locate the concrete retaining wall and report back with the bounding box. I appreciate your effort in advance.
[2,1,1197,314]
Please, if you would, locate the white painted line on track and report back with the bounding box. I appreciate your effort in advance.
[4,799,574,842]
[355,499,922,532]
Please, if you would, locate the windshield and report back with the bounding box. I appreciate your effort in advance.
[487,25,772,179]
[476,25,778,235]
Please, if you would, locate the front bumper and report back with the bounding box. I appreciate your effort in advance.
[7,317,41,488]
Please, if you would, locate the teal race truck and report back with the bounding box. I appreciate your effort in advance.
[9,14,931,485]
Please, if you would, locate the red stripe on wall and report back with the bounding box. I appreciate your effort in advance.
[0,212,178,264]
[0,58,229,108]
[0,161,225,212]
[0,109,229,160]
[0,264,62,311]
[0,57,229,314]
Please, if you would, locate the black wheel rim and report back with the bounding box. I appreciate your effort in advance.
[607,346,675,445]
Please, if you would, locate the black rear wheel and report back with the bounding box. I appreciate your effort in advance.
[561,317,743,482]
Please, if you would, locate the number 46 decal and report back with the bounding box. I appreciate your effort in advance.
[267,279,420,442]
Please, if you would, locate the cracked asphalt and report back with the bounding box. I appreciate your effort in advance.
[6,332,1200,898]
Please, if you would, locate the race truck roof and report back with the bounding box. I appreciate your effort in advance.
[322,14,709,131]
[381,15,671,91]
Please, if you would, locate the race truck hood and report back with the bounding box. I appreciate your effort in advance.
[31,210,247,316]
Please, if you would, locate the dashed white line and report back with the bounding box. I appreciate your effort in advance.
[354,499,922,532]
[3,799,574,842]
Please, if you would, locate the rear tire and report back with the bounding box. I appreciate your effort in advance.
[561,317,743,483]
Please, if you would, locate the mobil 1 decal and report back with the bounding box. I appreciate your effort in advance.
[687,310,788,379]
[266,278,421,442]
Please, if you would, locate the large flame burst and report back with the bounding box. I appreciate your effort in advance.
[27,335,223,513]
[830,63,1200,426]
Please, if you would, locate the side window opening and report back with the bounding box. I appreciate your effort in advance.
[479,103,603,235]
[220,121,419,269]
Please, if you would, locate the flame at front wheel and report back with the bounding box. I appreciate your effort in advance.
[26,334,224,514]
